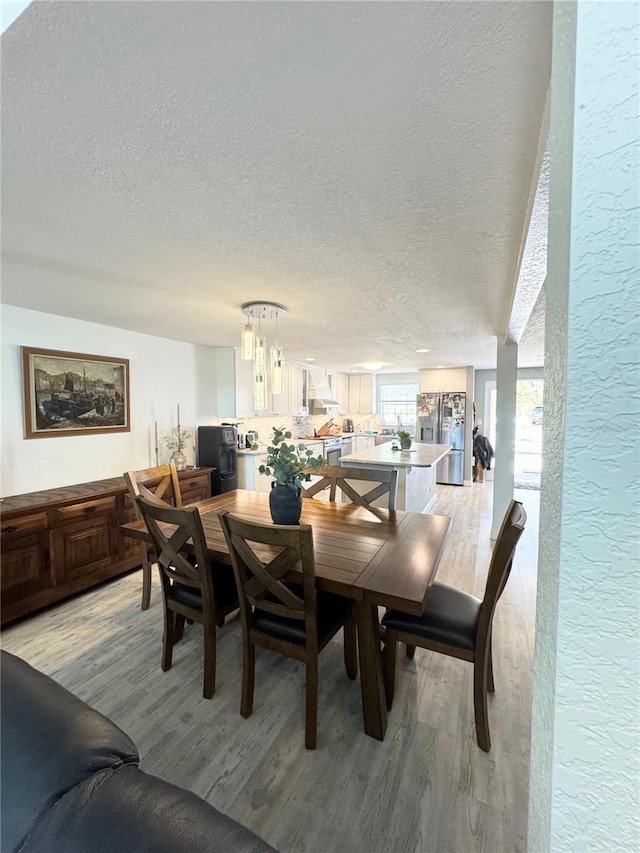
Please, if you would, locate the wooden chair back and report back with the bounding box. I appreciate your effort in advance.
[301,465,398,510]
[219,511,318,651]
[477,499,527,643]
[124,463,182,520]
[134,495,214,607]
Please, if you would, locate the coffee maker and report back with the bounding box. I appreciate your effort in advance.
[342,419,354,433]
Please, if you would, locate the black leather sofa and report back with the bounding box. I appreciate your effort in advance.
[1,650,276,853]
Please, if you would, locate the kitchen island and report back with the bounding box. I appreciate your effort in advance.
[339,443,451,513]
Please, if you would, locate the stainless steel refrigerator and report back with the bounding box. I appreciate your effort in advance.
[415,392,466,485]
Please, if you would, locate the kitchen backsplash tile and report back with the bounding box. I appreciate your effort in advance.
[206,413,379,444]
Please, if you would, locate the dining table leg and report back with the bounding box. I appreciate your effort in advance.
[355,600,387,741]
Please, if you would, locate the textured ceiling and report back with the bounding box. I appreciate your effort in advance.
[1,0,552,372]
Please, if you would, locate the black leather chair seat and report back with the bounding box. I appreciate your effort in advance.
[169,561,238,611]
[253,589,353,645]
[382,582,481,650]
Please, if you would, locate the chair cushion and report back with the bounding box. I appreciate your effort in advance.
[382,582,481,651]
[253,589,353,645]
[169,561,238,611]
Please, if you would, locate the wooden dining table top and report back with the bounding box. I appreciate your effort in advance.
[122,489,452,615]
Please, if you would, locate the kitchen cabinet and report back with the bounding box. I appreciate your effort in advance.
[237,452,273,494]
[418,367,471,393]
[0,468,212,624]
[354,435,375,453]
[215,347,255,418]
[268,360,309,417]
[271,361,299,417]
[336,372,350,413]
[348,374,374,414]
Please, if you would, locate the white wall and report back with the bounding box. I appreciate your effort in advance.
[1,305,213,494]
[528,2,640,850]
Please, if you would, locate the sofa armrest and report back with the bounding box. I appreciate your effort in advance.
[20,765,277,853]
[1,651,138,853]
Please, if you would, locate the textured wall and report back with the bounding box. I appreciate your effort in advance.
[529,2,640,850]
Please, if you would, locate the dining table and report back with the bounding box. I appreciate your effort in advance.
[122,488,451,741]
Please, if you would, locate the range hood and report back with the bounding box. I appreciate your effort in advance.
[308,368,341,414]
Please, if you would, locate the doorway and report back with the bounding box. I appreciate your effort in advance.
[482,377,543,490]
[515,378,544,490]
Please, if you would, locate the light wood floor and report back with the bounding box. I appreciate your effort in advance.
[1,483,538,853]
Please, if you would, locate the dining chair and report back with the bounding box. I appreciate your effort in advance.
[218,510,357,750]
[134,494,239,699]
[124,463,183,610]
[301,465,398,510]
[382,498,527,751]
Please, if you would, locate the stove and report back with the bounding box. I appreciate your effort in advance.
[299,435,342,447]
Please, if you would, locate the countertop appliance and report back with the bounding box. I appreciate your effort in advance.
[416,392,466,485]
[197,425,238,494]
[342,419,354,433]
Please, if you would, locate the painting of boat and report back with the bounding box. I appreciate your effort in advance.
[41,372,96,420]
[22,347,130,439]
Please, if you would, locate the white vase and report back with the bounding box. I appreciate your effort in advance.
[171,450,187,471]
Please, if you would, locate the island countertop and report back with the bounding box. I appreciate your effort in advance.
[340,442,451,468]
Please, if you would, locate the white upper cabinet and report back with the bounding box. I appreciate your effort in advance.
[336,372,350,412]
[215,347,255,419]
[348,374,374,414]
[418,367,471,393]
[270,360,292,417]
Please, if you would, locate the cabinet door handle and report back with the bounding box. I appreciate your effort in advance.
[84,506,96,514]
[3,525,16,534]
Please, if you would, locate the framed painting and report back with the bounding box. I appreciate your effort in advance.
[22,347,130,439]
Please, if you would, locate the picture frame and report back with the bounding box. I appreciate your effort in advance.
[22,347,130,439]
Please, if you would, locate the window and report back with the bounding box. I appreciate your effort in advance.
[378,382,418,428]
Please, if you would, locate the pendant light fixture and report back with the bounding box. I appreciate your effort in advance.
[241,318,255,360]
[240,301,288,409]
[254,334,267,410]
[270,307,284,395]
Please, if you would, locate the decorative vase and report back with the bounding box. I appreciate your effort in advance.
[171,449,188,471]
[400,438,412,450]
[269,482,302,525]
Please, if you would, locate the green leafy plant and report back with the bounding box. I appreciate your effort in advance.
[397,430,412,440]
[258,427,326,490]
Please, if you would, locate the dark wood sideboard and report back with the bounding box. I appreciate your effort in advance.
[0,467,213,625]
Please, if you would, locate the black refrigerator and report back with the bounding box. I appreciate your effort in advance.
[197,426,238,495]
[415,392,466,485]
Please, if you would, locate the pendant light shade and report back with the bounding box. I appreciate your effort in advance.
[240,301,288,409]
[271,344,284,394]
[253,336,268,410]
[241,322,255,360]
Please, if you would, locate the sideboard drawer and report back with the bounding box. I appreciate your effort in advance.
[55,496,117,524]
[1,511,48,539]
[180,472,211,504]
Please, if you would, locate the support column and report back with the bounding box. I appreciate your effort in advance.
[491,339,517,538]
[528,2,640,851]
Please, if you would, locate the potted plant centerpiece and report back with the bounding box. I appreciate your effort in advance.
[397,430,413,450]
[258,427,325,524]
